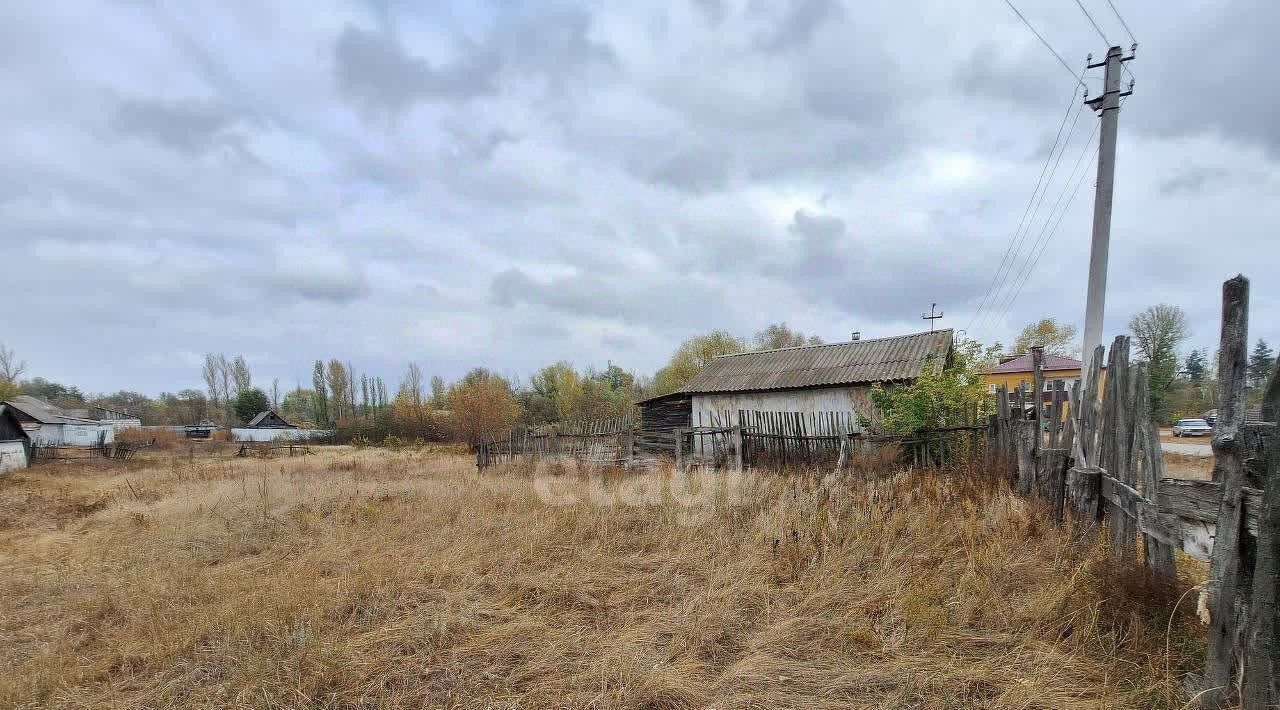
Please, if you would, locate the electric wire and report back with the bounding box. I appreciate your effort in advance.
[1073,0,1111,45]
[986,126,1100,330]
[972,98,1088,335]
[1003,0,1085,87]
[966,77,1085,333]
[1103,0,1138,45]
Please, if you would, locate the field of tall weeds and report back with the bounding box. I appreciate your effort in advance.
[0,448,1207,709]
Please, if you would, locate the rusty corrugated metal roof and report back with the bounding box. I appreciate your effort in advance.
[679,329,953,395]
[985,353,1084,374]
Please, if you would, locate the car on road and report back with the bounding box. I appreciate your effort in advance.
[1172,418,1212,437]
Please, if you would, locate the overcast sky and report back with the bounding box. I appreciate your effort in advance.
[2,0,1276,395]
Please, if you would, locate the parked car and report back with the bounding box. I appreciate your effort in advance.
[1172,418,1212,437]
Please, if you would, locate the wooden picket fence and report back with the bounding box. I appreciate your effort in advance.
[992,275,1277,708]
[475,416,635,468]
[478,410,984,473]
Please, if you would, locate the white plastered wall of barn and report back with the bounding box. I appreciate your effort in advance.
[689,386,875,456]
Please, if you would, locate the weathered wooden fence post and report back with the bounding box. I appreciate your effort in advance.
[1205,275,1252,708]
[1066,464,1102,524]
[996,384,1011,460]
[1243,363,1280,707]
[1014,419,1037,495]
[1065,345,1107,525]
[731,425,743,472]
[1080,345,1104,466]
[1109,336,1138,561]
[1133,363,1177,579]
[674,427,684,472]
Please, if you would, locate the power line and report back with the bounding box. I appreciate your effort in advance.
[976,100,1087,333]
[987,127,1100,330]
[1002,0,1085,87]
[988,157,1093,330]
[966,78,1084,333]
[1073,0,1111,45]
[1103,0,1138,44]
[972,96,1087,335]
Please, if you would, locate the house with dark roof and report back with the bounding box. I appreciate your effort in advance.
[2,396,116,446]
[245,410,297,429]
[638,329,954,436]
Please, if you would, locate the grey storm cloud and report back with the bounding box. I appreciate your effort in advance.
[112,97,243,153]
[334,25,501,112]
[753,0,843,53]
[761,209,988,320]
[1,0,1277,396]
[490,267,731,332]
[1159,166,1230,196]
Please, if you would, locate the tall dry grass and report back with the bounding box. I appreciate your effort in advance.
[0,449,1206,709]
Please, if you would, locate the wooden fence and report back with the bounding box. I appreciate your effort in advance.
[475,417,635,468]
[477,411,984,473]
[991,276,1277,708]
[30,440,152,463]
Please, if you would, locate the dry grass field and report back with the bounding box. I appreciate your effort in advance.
[0,448,1208,709]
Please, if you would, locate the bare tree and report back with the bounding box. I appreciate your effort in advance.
[402,363,424,410]
[1013,318,1079,357]
[231,355,252,396]
[202,354,221,412]
[271,378,280,410]
[0,343,27,383]
[430,375,445,407]
[326,360,350,420]
[753,323,823,350]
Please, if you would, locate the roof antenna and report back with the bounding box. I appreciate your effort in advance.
[921,303,944,332]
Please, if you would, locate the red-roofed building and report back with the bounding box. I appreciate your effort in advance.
[980,352,1102,418]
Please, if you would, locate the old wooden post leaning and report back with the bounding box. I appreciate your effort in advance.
[1204,275,1252,708]
[1110,336,1137,561]
[674,427,684,472]
[1066,346,1105,524]
[731,425,744,472]
[1031,346,1044,462]
[1133,363,1177,580]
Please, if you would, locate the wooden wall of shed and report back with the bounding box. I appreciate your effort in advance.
[638,395,691,434]
[691,386,872,432]
[0,411,28,443]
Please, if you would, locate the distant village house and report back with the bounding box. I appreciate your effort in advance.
[1,396,119,447]
[245,410,297,429]
[638,329,955,436]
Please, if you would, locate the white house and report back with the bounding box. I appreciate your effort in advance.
[3,396,115,447]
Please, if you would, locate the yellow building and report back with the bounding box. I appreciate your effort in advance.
[980,353,1092,418]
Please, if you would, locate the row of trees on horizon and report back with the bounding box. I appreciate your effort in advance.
[0,305,1274,441]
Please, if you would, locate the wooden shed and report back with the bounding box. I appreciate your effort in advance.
[3,396,115,446]
[638,329,953,445]
[245,410,297,429]
[0,404,32,472]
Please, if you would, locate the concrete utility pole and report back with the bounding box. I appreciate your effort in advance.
[1080,45,1135,385]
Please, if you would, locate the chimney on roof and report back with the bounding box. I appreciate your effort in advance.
[850,331,861,341]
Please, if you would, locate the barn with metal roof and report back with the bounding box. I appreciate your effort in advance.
[2,395,116,446]
[639,329,954,435]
